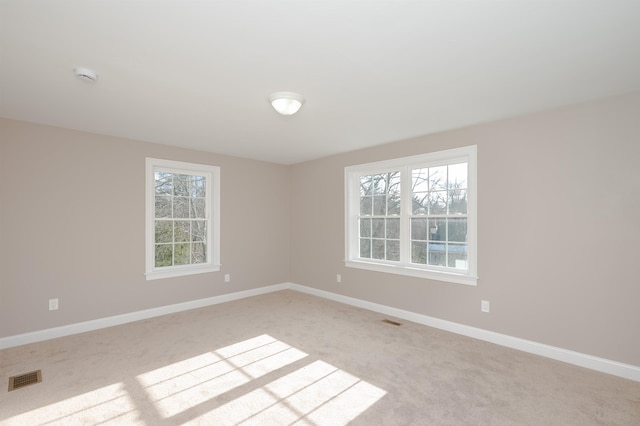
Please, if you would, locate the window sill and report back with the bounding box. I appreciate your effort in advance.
[345,260,477,286]
[145,264,221,281]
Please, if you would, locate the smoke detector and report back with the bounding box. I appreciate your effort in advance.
[74,67,98,83]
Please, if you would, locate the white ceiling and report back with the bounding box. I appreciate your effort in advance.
[1,1,639,165]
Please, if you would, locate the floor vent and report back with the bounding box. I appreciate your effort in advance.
[381,319,402,326]
[8,370,42,392]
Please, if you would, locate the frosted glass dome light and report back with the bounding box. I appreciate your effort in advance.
[269,92,305,115]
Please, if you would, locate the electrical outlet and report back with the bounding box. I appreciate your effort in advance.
[49,298,59,311]
[336,274,342,283]
[224,274,230,282]
[481,300,490,313]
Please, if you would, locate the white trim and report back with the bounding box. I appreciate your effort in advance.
[287,283,640,382]
[0,283,288,350]
[1,282,638,382]
[344,145,478,286]
[345,260,478,286]
[144,263,221,280]
[145,158,221,280]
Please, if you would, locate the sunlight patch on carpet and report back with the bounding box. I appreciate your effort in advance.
[4,382,138,425]
[136,334,308,418]
[194,360,387,425]
[4,335,385,424]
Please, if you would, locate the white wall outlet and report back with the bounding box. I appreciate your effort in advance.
[481,300,490,313]
[49,298,59,311]
[336,274,342,283]
[224,274,230,282]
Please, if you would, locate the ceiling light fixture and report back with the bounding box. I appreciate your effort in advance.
[74,67,98,83]
[269,92,304,115]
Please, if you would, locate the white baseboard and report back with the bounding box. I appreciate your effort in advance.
[2,281,638,382]
[0,283,288,350]
[287,283,640,383]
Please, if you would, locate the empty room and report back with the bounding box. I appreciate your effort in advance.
[1,1,639,425]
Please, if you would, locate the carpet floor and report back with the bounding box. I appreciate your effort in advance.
[0,290,638,425]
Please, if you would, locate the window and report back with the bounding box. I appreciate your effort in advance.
[145,158,220,280]
[345,145,477,285]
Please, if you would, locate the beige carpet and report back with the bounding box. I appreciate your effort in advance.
[0,290,638,425]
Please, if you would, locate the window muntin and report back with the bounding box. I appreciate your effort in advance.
[410,163,468,270]
[146,158,220,280]
[345,146,477,285]
[358,172,401,261]
[154,172,208,267]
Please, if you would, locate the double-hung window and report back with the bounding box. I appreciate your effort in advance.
[145,158,220,280]
[345,145,477,285]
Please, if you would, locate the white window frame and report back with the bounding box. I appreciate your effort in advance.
[145,158,221,280]
[345,145,477,286]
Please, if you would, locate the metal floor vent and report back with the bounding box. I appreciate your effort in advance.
[8,370,42,392]
[381,319,402,326]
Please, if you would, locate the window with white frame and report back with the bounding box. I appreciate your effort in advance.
[145,158,220,280]
[345,145,477,285]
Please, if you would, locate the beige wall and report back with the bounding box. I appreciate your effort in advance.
[0,119,291,337]
[2,92,639,367]
[290,92,640,366]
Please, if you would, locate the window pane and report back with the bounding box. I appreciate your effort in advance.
[360,196,372,215]
[190,198,206,218]
[174,243,190,265]
[387,193,401,215]
[412,168,429,193]
[155,244,172,267]
[373,174,387,194]
[448,163,467,189]
[388,172,401,194]
[411,241,426,264]
[448,189,467,214]
[191,220,206,242]
[412,192,428,215]
[386,218,400,239]
[360,175,373,196]
[429,166,447,191]
[360,238,371,258]
[155,220,173,243]
[448,243,468,269]
[173,174,190,196]
[155,172,173,195]
[372,218,385,238]
[372,239,385,259]
[428,218,445,241]
[191,242,206,264]
[448,218,467,242]
[360,218,371,237]
[429,191,447,214]
[428,243,446,266]
[173,197,189,218]
[373,195,386,215]
[386,240,400,261]
[174,221,190,243]
[411,218,427,240]
[190,175,206,197]
[155,196,172,218]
